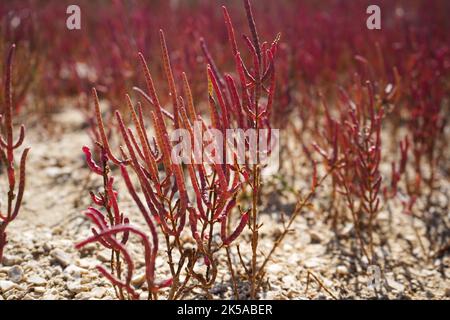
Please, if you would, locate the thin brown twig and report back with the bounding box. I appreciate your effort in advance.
[305,270,338,300]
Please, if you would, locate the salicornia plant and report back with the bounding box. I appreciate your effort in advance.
[0,44,30,262]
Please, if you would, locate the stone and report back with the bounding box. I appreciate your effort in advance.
[64,264,87,278]
[360,255,369,266]
[90,287,106,298]
[304,257,325,268]
[341,223,354,236]
[131,273,146,287]
[51,249,72,268]
[43,242,54,252]
[263,291,281,299]
[67,281,89,294]
[1,254,22,266]
[309,231,322,244]
[386,276,405,293]
[34,287,46,294]
[96,250,111,263]
[27,275,47,286]
[0,280,17,293]
[421,269,437,277]
[281,275,297,289]
[8,265,23,283]
[267,263,283,274]
[138,292,149,300]
[445,287,450,297]
[51,226,64,235]
[74,292,91,300]
[304,244,326,256]
[287,253,301,265]
[81,243,97,251]
[336,265,349,276]
[77,258,98,269]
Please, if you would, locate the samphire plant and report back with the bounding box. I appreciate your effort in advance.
[77,0,282,299]
[0,44,30,262]
[313,77,396,264]
[76,0,346,301]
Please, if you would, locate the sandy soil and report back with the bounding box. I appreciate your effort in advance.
[0,107,449,300]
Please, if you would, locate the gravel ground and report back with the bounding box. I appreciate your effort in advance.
[0,108,449,300]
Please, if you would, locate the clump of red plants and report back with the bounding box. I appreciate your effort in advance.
[76,0,294,300]
[75,0,441,300]
[0,0,448,301]
[331,80,385,264]
[0,44,30,262]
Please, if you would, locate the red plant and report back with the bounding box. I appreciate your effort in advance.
[0,44,30,262]
[407,60,447,203]
[78,143,172,299]
[68,0,450,300]
[82,24,253,296]
[224,0,279,299]
[339,82,384,263]
[79,145,131,299]
[314,79,385,263]
[77,0,284,299]
[383,136,409,200]
[0,3,42,114]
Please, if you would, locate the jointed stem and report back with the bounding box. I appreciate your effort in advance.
[255,166,337,292]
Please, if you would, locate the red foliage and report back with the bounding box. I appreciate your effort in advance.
[0,44,30,262]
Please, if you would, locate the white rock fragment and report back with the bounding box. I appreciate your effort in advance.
[341,223,354,236]
[263,291,282,299]
[1,254,22,266]
[77,258,98,269]
[0,280,17,293]
[304,257,325,268]
[51,249,72,268]
[64,264,87,278]
[27,275,47,286]
[90,287,106,298]
[75,292,91,300]
[67,280,90,294]
[137,292,149,300]
[8,265,23,283]
[386,276,405,293]
[287,254,301,265]
[33,287,46,294]
[281,275,297,289]
[336,265,349,276]
[267,263,283,274]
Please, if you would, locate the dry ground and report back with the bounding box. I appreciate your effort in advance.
[0,107,449,300]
